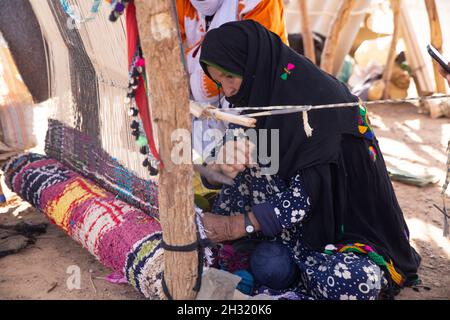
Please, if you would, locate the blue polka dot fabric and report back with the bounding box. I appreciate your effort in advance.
[211,166,387,300]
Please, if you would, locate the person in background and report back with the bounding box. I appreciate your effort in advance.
[176,0,288,159]
[287,32,325,66]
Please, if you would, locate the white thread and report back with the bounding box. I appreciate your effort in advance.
[302,111,313,137]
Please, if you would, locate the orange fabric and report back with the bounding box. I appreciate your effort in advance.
[202,72,220,98]
[176,0,288,46]
[176,0,197,43]
[240,0,288,45]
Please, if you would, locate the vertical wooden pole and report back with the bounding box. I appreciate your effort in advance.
[135,0,198,300]
[399,3,434,97]
[382,0,401,99]
[320,0,356,74]
[424,0,446,94]
[298,0,315,64]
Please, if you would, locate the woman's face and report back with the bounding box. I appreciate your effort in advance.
[206,65,243,98]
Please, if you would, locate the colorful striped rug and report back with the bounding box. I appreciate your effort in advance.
[2,153,164,299]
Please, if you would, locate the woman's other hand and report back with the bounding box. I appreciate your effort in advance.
[201,212,246,242]
[202,212,261,243]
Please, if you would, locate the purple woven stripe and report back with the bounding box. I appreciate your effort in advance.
[97,210,161,272]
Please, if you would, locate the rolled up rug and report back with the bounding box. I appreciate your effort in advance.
[2,153,164,298]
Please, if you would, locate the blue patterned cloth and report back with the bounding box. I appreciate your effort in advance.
[210,166,387,300]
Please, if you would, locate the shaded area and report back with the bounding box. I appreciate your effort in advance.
[0,0,49,103]
[0,221,47,258]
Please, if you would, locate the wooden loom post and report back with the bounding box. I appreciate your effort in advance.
[399,2,434,97]
[424,0,446,94]
[382,0,401,99]
[298,0,315,64]
[135,0,198,300]
[320,0,356,74]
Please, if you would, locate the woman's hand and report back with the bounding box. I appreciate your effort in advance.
[201,213,246,243]
[218,163,245,179]
[193,164,234,186]
[202,212,261,243]
[215,138,256,179]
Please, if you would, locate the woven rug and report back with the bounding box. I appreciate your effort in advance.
[2,153,164,299]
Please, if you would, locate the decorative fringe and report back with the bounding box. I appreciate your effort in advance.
[386,259,405,286]
[335,242,405,287]
[302,111,313,137]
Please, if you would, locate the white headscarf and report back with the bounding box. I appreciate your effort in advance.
[190,0,225,16]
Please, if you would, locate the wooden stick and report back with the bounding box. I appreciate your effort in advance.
[298,0,315,64]
[46,282,58,293]
[190,101,256,128]
[135,0,198,300]
[320,0,356,74]
[382,0,401,99]
[89,273,97,294]
[424,0,446,94]
[399,2,434,96]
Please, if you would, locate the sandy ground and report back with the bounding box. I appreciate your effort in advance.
[0,102,449,300]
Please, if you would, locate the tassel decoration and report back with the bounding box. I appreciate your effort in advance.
[302,110,313,138]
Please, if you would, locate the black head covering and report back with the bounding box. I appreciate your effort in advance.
[200,20,359,180]
[200,20,420,289]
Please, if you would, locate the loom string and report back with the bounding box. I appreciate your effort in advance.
[83,0,151,179]
[33,0,152,180]
[222,94,450,117]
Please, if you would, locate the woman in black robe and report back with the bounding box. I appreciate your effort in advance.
[199,20,421,300]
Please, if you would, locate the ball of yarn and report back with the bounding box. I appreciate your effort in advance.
[250,241,299,290]
[233,270,254,295]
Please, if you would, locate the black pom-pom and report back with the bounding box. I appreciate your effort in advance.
[130,120,140,130]
[140,146,148,155]
[131,129,140,139]
[142,158,150,167]
[132,69,140,78]
[128,107,139,117]
[149,166,159,176]
[109,11,118,22]
[129,77,138,86]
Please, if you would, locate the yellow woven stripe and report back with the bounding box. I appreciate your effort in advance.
[387,260,404,285]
